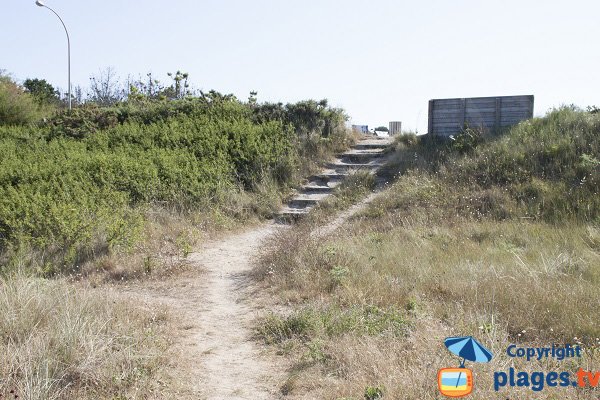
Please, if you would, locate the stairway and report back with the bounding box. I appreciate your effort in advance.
[277,135,394,221]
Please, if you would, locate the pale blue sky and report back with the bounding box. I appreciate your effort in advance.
[2,0,599,132]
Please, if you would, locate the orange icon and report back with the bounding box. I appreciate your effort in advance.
[438,368,473,397]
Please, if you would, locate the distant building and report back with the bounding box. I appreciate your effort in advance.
[389,121,402,135]
[352,125,369,134]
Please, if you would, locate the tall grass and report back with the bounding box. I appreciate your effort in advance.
[256,108,600,399]
[0,274,168,399]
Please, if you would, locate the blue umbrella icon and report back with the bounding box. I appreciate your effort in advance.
[444,336,493,388]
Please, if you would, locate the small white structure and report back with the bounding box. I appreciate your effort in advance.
[389,121,402,135]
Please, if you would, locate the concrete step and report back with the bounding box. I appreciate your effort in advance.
[343,148,386,155]
[305,178,341,188]
[277,136,394,222]
[353,143,390,150]
[340,152,385,163]
[352,139,393,150]
[276,208,311,222]
[356,137,393,145]
[288,199,318,209]
[300,185,333,194]
[309,173,346,184]
[288,192,331,209]
[326,162,382,171]
[342,148,386,157]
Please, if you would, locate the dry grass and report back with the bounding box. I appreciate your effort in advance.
[0,274,169,399]
[255,110,600,399]
[257,211,600,399]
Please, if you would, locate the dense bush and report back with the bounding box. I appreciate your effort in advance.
[0,93,350,272]
[252,99,347,139]
[23,78,60,106]
[47,105,119,139]
[0,75,42,126]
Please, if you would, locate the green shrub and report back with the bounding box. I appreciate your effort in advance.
[48,105,119,139]
[0,94,351,272]
[449,124,484,154]
[380,107,600,223]
[364,386,384,400]
[0,75,41,126]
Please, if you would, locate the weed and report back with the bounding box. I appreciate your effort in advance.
[364,386,384,400]
[329,265,350,286]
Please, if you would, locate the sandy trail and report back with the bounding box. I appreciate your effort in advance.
[122,222,285,399]
[118,187,378,399]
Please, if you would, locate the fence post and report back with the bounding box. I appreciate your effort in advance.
[428,100,434,135]
[495,97,502,133]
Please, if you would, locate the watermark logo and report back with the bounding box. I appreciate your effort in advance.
[493,343,599,392]
[438,336,493,398]
[438,367,474,397]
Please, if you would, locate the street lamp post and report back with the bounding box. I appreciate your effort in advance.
[35,0,71,110]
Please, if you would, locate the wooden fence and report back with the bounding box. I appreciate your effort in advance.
[427,95,534,137]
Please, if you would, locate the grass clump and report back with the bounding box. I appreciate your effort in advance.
[315,171,376,215]
[0,274,168,399]
[363,386,384,400]
[257,305,407,345]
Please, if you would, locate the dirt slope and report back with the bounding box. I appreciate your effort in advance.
[122,222,286,399]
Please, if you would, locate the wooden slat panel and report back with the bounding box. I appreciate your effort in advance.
[429,95,534,136]
[433,99,463,105]
[466,99,496,107]
[498,106,533,112]
[465,120,495,127]
[465,117,496,123]
[433,110,462,118]
[428,100,434,135]
[465,107,496,113]
[500,113,531,119]
[432,116,462,122]
[433,123,463,131]
[463,112,497,119]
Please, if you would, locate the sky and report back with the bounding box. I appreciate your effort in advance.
[2,0,599,132]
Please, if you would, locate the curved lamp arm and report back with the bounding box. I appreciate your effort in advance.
[36,0,71,110]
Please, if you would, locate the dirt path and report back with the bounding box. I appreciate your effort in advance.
[122,222,286,399]
[118,187,379,398]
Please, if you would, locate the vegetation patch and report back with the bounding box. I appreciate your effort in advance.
[257,304,407,345]
[0,71,352,276]
[0,274,169,399]
[0,69,355,398]
[257,107,600,399]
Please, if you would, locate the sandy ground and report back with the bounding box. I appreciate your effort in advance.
[122,222,288,400]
